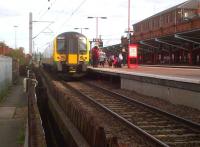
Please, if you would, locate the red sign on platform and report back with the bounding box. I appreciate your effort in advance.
[129,44,138,58]
[128,44,138,68]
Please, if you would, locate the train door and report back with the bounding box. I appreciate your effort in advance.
[68,37,78,65]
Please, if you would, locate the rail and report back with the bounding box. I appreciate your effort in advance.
[62,80,200,146]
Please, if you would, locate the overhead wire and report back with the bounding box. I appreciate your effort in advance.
[38,0,57,20]
[37,0,88,34]
[32,0,57,49]
[57,0,88,32]
[35,0,88,51]
[38,0,87,36]
[39,0,88,49]
[32,22,54,40]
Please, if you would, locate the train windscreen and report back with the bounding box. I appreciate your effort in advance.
[57,34,87,54]
[68,39,78,54]
[57,37,66,53]
[78,37,87,54]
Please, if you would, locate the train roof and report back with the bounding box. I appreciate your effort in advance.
[56,31,86,38]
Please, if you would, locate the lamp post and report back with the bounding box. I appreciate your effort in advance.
[87,16,107,39]
[14,25,18,49]
[128,0,131,44]
[128,0,130,33]
[74,27,89,34]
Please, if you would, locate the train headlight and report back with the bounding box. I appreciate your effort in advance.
[80,56,84,60]
[57,55,66,61]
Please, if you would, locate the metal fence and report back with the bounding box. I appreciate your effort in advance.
[0,55,12,96]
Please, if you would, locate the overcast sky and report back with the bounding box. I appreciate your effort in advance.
[0,0,187,53]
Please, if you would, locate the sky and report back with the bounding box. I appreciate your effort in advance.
[0,0,187,53]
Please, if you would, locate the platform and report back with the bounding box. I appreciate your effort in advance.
[88,65,200,83]
[88,66,200,110]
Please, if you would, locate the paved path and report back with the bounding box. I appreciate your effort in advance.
[0,80,27,147]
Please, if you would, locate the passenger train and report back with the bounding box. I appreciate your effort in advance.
[42,32,90,76]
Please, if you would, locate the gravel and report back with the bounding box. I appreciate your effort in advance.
[92,80,200,124]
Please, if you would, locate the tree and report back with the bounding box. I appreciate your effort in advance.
[7,47,25,65]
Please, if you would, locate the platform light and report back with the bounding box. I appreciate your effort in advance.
[74,27,89,34]
[87,16,107,40]
[14,25,18,49]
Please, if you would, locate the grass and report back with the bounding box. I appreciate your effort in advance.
[17,127,25,145]
[0,84,11,103]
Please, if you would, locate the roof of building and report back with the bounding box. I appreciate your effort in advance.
[133,0,199,25]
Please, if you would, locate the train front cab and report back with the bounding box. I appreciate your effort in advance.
[53,33,90,74]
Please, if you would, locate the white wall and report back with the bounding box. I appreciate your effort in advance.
[0,55,12,95]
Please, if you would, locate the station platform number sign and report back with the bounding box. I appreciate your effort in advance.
[128,44,138,68]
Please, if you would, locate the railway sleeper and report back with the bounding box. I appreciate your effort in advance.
[146,128,193,135]
[139,124,185,130]
[132,116,164,122]
[165,141,200,147]
[155,134,200,142]
[136,120,171,125]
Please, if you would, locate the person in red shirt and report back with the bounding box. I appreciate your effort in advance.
[91,46,99,67]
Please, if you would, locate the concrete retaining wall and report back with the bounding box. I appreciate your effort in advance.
[88,67,200,111]
[0,55,12,97]
[121,78,200,110]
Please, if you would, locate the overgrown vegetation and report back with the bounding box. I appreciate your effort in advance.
[17,127,25,145]
[0,81,11,102]
[7,48,25,65]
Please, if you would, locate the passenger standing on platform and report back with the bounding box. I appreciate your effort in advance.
[118,52,123,67]
[99,49,106,67]
[197,55,199,65]
[108,55,112,67]
[89,50,92,66]
[113,56,117,67]
[122,48,127,66]
[109,54,115,68]
[91,46,99,67]
[113,55,119,68]
[96,47,100,66]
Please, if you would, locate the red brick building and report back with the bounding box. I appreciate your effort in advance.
[0,42,13,55]
[122,0,200,65]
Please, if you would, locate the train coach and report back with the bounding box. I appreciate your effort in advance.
[42,32,90,76]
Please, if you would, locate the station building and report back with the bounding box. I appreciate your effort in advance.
[121,0,200,65]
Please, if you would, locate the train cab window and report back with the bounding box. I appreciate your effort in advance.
[78,37,87,54]
[68,39,78,54]
[57,38,65,53]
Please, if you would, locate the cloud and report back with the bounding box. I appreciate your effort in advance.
[0,7,20,17]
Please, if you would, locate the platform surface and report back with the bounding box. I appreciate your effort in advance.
[88,65,200,84]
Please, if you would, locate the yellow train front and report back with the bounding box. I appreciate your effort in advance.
[42,32,90,76]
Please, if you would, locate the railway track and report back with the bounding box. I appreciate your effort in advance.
[62,80,200,147]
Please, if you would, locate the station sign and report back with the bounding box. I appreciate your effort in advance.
[92,38,103,47]
[128,44,138,68]
[129,44,138,58]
